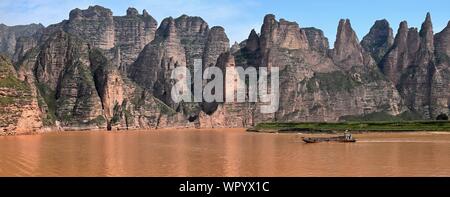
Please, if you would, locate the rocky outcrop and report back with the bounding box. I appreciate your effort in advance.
[129,15,231,124]
[113,8,158,72]
[20,24,185,130]
[173,15,209,68]
[35,30,79,91]
[0,23,44,61]
[199,52,254,128]
[303,27,329,55]
[89,49,186,130]
[380,13,437,118]
[233,16,403,123]
[430,21,450,118]
[0,55,42,135]
[55,58,105,128]
[13,36,39,62]
[203,26,229,68]
[401,13,435,118]
[331,19,364,69]
[129,17,187,110]
[230,42,240,53]
[245,29,260,52]
[34,30,106,128]
[233,30,262,70]
[66,5,115,49]
[2,6,450,133]
[361,19,394,63]
[54,6,158,73]
[435,21,450,57]
[378,21,418,85]
[260,14,309,53]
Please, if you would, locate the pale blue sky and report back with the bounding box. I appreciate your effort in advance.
[1,0,449,46]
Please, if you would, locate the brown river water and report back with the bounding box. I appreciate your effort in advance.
[0,129,450,177]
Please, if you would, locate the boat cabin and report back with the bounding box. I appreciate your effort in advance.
[344,131,353,140]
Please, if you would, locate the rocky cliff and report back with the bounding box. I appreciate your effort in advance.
[303,27,329,55]
[0,5,449,133]
[14,26,187,131]
[32,6,157,74]
[0,23,44,62]
[113,8,158,72]
[240,15,402,122]
[0,55,42,135]
[430,20,450,118]
[128,14,231,126]
[380,13,446,119]
[129,17,188,111]
[361,19,394,64]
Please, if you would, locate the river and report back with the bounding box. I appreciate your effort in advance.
[0,129,449,176]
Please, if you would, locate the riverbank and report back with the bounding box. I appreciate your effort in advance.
[248,121,450,133]
[0,127,248,137]
[4,120,450,137]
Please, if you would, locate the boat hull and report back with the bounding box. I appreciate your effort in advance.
[302,136,356,143]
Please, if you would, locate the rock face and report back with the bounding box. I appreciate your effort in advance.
[361,19,394,63]
[14,24,183,130]
[13,35,39,62]
[113,8,158,72]
[200,26,230,115]
[174,15,209,68]
[303,27,329,55]
[66,6,115,49]
[399,13,435,118]
[43,6,158,73]
[260,14,309,53]
[129,17,187,110]
[203,26,229,68]
[430,20,450,118]
[238,30,262,69]
[378,21,419,85]
[245,29,260,52]
[0,55,42,135]
[379,13,440,118]
[435,21,450,56]
[231,15,403,123]
[89,49,182,130]
[199,52,254,128]
[129,15,230,124]
[129,17,201,128]
[2,5,450,133]
[34,30,105,129]
[0,23,44,61]
[68,6,156,72]
[331,19,364,69]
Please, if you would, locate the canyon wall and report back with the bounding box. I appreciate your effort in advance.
[0,6,449,133]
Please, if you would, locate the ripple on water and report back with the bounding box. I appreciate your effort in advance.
[0,130,450,176]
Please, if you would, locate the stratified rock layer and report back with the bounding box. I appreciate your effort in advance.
[380,13,440,118]
[113,8,158,72]
[0,55,42,135]
[0,23,44,61]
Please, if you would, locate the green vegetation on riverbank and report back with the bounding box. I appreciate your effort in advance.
[251,121,450,133]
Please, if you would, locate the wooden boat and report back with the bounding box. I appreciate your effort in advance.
[302,135,356,143]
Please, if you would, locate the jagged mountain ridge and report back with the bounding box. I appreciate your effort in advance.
[0,5,449,134]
